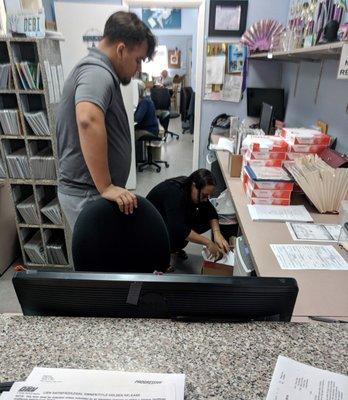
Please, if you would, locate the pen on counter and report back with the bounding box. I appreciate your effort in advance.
[309,316,347,324]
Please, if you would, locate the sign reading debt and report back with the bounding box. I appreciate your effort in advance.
[337,44,348,80]
[7,9,45,38]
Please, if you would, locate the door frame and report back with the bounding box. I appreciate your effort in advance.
[123,0,206,170]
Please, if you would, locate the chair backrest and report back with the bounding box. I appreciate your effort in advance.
[72,197,170,273]
[150,87,171,110]
[180,87,187,121]
[184,87,193,112]
[188,92,195,133]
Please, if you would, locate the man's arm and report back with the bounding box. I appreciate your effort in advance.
[76,101,137,215]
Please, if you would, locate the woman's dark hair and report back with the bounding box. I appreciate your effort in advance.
[103,11,156,61]
[169,169,216,202]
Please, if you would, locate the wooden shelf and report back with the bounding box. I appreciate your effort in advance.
[19,223,64,229]
[8,178,57,185]
[249,41,347,62]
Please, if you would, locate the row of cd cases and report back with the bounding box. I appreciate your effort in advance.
[4,147,56,180]
[0,109,50,136]
[0,64,12,89]
[23,230,68,265]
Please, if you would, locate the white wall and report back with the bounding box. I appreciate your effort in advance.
[130,7,198,89]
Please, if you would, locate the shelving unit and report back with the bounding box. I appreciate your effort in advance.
[0,37,72,270]
[248,41,346,62]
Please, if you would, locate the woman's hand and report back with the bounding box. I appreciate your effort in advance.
[207,241,222,261]
[214,231,230,254]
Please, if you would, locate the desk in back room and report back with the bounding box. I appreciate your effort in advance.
[212,139,348,321]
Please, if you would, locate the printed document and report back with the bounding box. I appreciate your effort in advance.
[26,368,185,400]
[270,244,348,270]
[205,56,225,85]
[247,205,313,222]
[286,222,348,242]
[266,355,348,399]
[5,381,174,400]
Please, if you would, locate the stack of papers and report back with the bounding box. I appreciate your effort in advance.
[6,148,30,179]
[24,111,50,136]
[266,356,348,399]
[0,367,185,400]
[16,195,40,224]
[30,148,56,180]
[247,205,313,222]
[0,110,22,136]
[209,137,235,153]
[41,198,63,225]
[0,155,6,178]
[286,154,348,213]
[270,244,348,270]
[46,241,67,264]
[0,63,12,89]
[286,222,348,242]
[15,62,41,90]
[23,231,46,264]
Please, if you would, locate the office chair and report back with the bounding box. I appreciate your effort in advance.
[72,197,170,273]
[158,111,179,141]
[260,102,275,135]
[183,92,195,135]
[136,131,169,172]
[150,87,180,120]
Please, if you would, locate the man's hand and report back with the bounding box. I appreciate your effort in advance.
[214,231,230,254]
[101,184,138,215]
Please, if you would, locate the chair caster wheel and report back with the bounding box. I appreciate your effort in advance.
[156,168,161,173]
[165,163,169,168]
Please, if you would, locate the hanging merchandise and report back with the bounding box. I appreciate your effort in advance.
[204,42,247,102]
[240,19,286,53]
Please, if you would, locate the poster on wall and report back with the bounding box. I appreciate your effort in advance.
[168,49,181,69]
[142,8,181,29]
[227,43,247,73]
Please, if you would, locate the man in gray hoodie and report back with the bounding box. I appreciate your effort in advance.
[56,11,156,230]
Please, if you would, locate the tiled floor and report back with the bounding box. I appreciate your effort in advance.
[0,116,205,314]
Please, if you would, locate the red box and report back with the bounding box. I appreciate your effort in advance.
[247,177,294,191]
[281,128,331,145]
[246,159,283,168]
[289,144,328,154]
[246,151,286,160]
[243,136,289,153]
[246,196,291,206]
[246,184,292,199]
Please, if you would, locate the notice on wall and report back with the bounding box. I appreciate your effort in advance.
[337,44,348,80]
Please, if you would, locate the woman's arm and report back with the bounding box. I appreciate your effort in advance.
[186,230,221,260]
[210,219,230,253]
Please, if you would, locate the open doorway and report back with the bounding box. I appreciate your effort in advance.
[124,1,205,199]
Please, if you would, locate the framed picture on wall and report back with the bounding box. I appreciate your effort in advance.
[208,0,248,37]
[168,49,181,68]
[142,8,181,29]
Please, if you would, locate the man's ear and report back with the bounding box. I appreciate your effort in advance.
[115,42,126,59]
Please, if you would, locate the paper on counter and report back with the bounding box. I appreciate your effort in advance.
[270,244,348,270]
[266,355,348,399]
[247,205,313,222]
[286,222,348,242]
[26,367,184,400]
[202,247,234,266]
[209,137,235,153]
[6,381,174,400]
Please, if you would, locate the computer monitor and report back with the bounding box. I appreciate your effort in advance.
[260,102,275,135]
[13,271,298,322]
[247,88,285,121]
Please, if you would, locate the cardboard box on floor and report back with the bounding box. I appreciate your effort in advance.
[201,260,233,276]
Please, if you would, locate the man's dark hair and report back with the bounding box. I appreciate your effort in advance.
[103,11,156,60]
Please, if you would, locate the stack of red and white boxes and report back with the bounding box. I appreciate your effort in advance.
[241,165,294,206]
[281,128,331,164]
[241,136,294,205]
